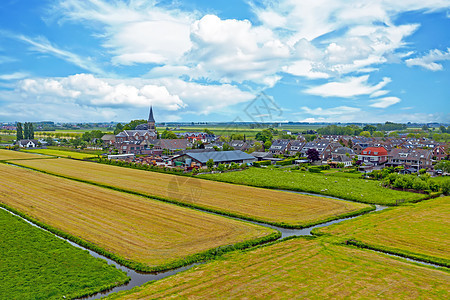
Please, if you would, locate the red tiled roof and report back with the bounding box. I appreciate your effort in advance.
[361,146,388,156]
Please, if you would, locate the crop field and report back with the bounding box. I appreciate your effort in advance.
[0,208,128,300]
[23,148,98,159]
[9,158,371,228]
[107,237,450,299]
[0,134,16,143]
[0,163,275,271]
[315,197,450,266]
[200,168,427,205]
[0,149,51,160]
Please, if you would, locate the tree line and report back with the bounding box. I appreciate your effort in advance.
[16,122,34,140]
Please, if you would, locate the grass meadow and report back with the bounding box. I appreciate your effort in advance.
[0,163,275,271]
[315,197,450,266]
[106,237,450,299]
[200,168,428,205]
[0,208,128,300]
[23,148,98,159]
[9,158,371,228]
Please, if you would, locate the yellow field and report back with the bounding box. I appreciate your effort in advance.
[0,164,274,270]
[0,149,49,160]
[107,238,450,299]
[23,148,97,159]
[10,158,371,227]
[316,197,450,266]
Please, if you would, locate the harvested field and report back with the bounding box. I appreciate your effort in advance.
[107,237,450,299]
[315,197,450,266]
[9,158,371,227]
[0,208,128,300]
[0,164,275,271]
[0,149,50,160]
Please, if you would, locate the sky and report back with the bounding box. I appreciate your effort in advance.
[0,0,449,124]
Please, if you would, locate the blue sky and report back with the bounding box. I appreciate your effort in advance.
[0,0,449,123]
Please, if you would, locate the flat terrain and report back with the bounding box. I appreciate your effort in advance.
[23,148,97,159]
[0,208,128,300]
[9,158,371,227]
[200,168,427,205]
[107,238,450,299]
[316,197,450,266]
[0,163,274,271]
[0,149,50,160]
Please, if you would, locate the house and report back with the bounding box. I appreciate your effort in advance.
[151,139,192,153]
[358,146,388,165]
[433,145,448,161]
[171,150,256,168]
[204,141,225,150]
[329,147,355,168]
[175,132,216,143]
[101,134,116,145]
[386,148,433,170]
[288,140,305,156]
[250,151,273,161]
[228,140,251,152]
[269,139,291,155]
[17,139,39,148]
[300,141,332,160]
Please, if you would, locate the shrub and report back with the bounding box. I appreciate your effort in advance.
[308,166,321,173]
[441,178,450,195]
[275,158,297,166]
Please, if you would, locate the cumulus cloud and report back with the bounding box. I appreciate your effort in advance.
[405,48,450,71]
[304,75,391,98]
[369,96,401,108]
[51,0,194,65]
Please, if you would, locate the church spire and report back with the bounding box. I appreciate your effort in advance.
[148,105,155,131]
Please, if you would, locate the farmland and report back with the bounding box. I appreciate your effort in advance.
[0,149,51,160]
[200,168,427,205]
[315,197,450,266]
[0,163,275,271]
[107,237,450,299]
[8,158,371,228]
[23,148,98,159]
[0,208,128,300]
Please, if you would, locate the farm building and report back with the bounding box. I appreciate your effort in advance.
[171,150,256,168]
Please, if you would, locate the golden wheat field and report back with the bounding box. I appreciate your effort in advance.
[107,237,450,299]
[0,163,274,269]
[0,149,50,160]
[10,158,371,227]
[316,197,450,266]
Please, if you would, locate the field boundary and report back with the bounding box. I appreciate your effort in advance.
[346,239,450,268]
[0,201,281,272]
[5,161,376,229]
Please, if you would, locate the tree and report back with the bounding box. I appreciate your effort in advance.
[388,131,399,137]
[363,125,377,134]
[206,159,214,169]
[439,125,446,133]
[16,122,23,140]
[306,148,320,162]
[264,141,272,151]
[161,130,177,139]
[123,119,147,130]
[372,131,384,137]
[23,122,30,139]
[255,129,273,143]
[29,123,34,139]
[114,123,124,134]
[360,131,371,138]
[203,128,214,135]
[435,161,450,173]
[422,124,429,131]
[222,143,234,151]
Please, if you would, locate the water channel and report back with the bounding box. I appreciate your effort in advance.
[1,193,444,299]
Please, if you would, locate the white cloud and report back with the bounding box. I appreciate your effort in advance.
[300,106,361,116]
[16,35,105,75]
[369,96,401,108]
[0,72,29,81]
[52,0,194,65]
[304,75,391,98]
[405,48,450,71]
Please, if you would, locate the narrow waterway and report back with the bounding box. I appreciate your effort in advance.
[1,195,443,300]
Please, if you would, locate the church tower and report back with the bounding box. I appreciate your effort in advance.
[148,105,156,131]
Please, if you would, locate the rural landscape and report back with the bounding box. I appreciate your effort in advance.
[1,0,449,299]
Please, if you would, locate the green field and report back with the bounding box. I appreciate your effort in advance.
[107,237,449,299]
[200,168,427,205]
[0,208,128,300]
[315,196,450,266]
[23,148,98,159]
[0,134,16,143]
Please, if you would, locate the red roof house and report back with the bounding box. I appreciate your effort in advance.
[359,146,388,165]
